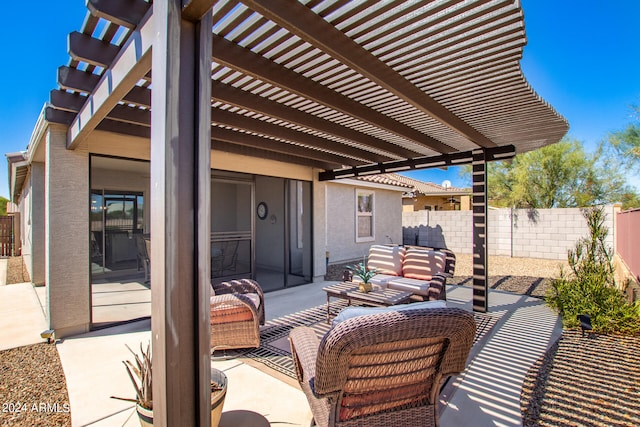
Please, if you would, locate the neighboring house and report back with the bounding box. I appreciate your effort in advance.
[360,173,471,212]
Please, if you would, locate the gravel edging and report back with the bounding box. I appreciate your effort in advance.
[521,330,640,427]
[0,343,71,427]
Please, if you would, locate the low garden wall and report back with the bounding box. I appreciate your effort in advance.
[403,205,619,261]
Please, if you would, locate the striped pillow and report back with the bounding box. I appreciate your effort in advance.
[367,245,406,276]
[402,248,446,281]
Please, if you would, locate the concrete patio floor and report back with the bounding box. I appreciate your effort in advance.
[0,279,562,426]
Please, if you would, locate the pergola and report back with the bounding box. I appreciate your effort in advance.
[42,0,567,424]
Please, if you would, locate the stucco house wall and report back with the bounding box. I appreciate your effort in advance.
[325,180,403,264]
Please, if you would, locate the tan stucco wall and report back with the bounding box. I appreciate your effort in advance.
[325,182,402,264]
[88,131,150,160]
[27,163,46,285]
[87,130,314,182]
[45,125,90,338]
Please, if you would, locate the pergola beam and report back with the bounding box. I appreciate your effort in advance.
[212,82,421,159]
[49,90,87,113]
[212,127,351,167]
[67,7,154,149]
[57,66,100,93]
[211,109,386,164]
[181,0,216,21]
[86,0,151,29]
[212,35,455,155]
[68,31,120,68]
[319,145,516,181]
[242,0,496,149]
[123,86,152,107]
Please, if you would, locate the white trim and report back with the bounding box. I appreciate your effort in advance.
[355,188,375,243]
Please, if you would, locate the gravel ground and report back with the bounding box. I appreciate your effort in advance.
[0,344,70,427]
[328,253,640,426]
[5,257,30,285]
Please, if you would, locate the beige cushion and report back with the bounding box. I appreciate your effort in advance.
[367,245,406,276]
[402,248,445,280]
[352,274,395,286]
[387,277,430,296]
[332,300,447,327]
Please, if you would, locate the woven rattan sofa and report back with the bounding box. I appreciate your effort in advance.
[289,305,475,427]
[210,279,264,351]
[353,245,456,301]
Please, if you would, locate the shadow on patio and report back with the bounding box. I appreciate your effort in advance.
[55,281,562,426]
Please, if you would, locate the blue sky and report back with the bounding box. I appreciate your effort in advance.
[1,1,639,198]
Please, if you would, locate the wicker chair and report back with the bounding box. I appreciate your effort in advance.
[210,279,265,351]
[289,307,475,427]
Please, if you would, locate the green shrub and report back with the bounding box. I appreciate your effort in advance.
[546,206,640,335]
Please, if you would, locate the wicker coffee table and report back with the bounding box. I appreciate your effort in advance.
[323,282,413,323]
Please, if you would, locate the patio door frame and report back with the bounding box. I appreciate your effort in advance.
[211,174,255,283]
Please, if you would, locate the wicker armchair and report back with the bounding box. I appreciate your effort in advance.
[210,279,265,351]
[289,307,475,427]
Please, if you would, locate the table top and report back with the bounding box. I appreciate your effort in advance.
[323,282,412,305]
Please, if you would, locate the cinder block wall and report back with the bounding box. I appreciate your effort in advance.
[403,205,617,261]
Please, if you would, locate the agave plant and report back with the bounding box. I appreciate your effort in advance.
[347,258,377,284]
[113,342,153,410]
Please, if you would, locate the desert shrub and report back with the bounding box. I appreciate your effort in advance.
[546,206,640,335]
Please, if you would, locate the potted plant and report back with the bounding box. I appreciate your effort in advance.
[112,343,153,426]
[347,258,377,293]
[114,343,228,427]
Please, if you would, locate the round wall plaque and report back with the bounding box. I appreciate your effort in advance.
[257,202,268,220]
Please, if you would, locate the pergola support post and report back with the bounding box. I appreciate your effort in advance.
[150,2,212,426]
[472,149,489,312]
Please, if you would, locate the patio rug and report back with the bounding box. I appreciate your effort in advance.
[238,301,500,381]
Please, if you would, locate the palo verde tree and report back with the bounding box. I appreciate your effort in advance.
[608,105,640,169]
[462,137,640,209]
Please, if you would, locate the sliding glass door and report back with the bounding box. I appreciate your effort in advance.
[91,190,144,273]
[211,177,253,283]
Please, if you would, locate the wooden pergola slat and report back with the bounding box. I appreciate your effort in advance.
[212,35,456,155]
[86,0,151,29]
[67,7,154,149]
[211,108,388,163]
[242,0,496,149]
[68,31,120,68]
[57,66,100,93]
[212,81,421,159]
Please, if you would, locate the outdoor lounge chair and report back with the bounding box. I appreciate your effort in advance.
[289,306,475,427]
[210,278,265,351]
